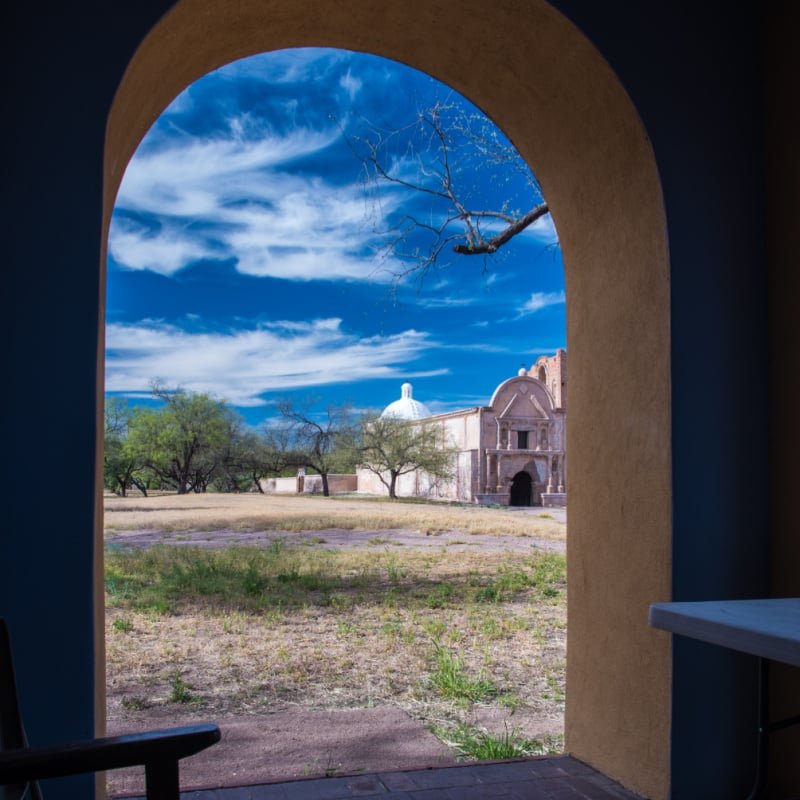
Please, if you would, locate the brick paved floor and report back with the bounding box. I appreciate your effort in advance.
[167,756,644,799]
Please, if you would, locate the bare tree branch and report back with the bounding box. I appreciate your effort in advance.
[453,203,550,255]
[347,100,549,280]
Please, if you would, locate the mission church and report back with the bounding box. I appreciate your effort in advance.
[357,350,567,507]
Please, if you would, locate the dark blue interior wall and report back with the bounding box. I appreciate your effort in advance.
[2,2,772,798]
[551,2,769,797]
[2,4,171,797]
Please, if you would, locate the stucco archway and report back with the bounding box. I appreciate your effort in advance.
[102,3,671,797]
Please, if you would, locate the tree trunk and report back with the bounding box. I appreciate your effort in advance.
[389,472,398,499]
[321,472,330,496]
[252,472,265,493]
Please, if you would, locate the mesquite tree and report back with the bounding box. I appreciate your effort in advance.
[126,384,236,494]
[359,412,455,499]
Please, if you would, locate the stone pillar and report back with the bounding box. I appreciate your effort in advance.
[486,453,497,493]
[547,455,555,493]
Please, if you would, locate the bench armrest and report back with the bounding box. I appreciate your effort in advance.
[0,723,220,784]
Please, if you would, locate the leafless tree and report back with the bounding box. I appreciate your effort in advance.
[351,100,549,280]
[276,397,358,496]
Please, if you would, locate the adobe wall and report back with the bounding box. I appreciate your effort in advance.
[301,474,358,494]
[357,450,478,502]
[259,476,299,493]
[533,349,567,409]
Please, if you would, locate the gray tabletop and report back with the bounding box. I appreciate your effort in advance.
[649,598,800,667]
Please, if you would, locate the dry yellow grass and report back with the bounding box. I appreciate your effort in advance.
[104,491,566,538]
[106,548,566,737]
[104,492,567,784]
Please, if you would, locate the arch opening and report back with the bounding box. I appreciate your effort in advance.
[509,470,533,506]
[102,3,672,797]
[103,44,569,790]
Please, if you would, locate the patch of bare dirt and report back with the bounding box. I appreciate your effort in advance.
[106,526,565,554]
[107,707,456,795]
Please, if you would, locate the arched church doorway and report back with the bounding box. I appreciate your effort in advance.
[510,471,533,506]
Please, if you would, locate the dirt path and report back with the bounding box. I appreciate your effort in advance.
[107,707,458,795]
[106,526,566,554]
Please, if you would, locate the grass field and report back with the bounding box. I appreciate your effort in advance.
[104,492,567,763]
[104,491,566,538]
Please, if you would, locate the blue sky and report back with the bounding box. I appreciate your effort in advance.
[105,48,565,426]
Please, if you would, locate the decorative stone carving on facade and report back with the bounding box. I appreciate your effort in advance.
[357,351,567,507]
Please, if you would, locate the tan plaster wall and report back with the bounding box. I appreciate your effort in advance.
[103,2,672,796]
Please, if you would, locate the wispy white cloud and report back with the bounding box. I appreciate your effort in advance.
[339,70,363,100]
[108,219,221,275]
[216,49,349,85]
[116,129,338,216]
[110,123,410,282]
[164,87,194,115]
[105,318,446,406]
[446,342,508,353]
[520,212,559,244]
[517,290,566,316]
[414,296,476,309]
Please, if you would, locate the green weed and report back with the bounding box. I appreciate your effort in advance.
[542,664,565,702]
[169,672,196,704]
[428,642,495,704]
[425,582,454,608]
[243,565,268,596]
[385,556,406,584]
[435,723,563,761]
[475,568,531,603]
[498,692,524,712]
[423,620,446,639]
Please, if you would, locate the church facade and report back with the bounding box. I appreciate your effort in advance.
[357,350,567,507]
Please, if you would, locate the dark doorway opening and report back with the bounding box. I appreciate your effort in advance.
[509,471,533,506]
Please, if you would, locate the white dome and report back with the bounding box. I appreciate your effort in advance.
[381,382,432,420]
